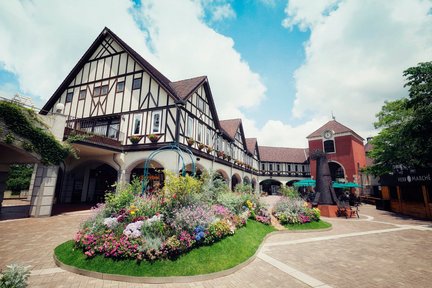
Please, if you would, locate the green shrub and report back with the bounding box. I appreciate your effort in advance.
[6,164,33,193]
[234,183,254,194]
[0,264,30,288]
[279,186,299,198]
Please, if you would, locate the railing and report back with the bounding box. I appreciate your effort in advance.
[65,117,124,147]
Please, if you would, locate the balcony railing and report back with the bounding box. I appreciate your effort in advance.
[65,117,124,147]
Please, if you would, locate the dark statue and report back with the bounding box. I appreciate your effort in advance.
[311,150,338,205]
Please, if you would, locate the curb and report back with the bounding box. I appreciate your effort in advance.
[54,223,332,283]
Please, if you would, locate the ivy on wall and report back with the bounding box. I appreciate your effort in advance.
[0,100,72,165]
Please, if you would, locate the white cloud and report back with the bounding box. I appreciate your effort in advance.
[282,0,340,31]
[0,0,152,100]
[284,0,432,138]
[135,0,265,118]
[211,3,236,22]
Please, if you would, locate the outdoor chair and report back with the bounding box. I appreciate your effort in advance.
[337,201,359,218]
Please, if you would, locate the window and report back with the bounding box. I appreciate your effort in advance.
[93,86,101,96]
[132,78,142,90]
[262,163,265,170]
[100,85,109,95]
[116,81,125,93]
[324,140,335,153]
[187,115,193,137]
[197,123,203,142]
[151,111,162,133]
[197,98,205,112]
[108,119,120,139]
[287,164,291,171]
[132,114,142,135]
[205,129,211,145]
[79,90,86,100]
[66,92,73,103]
[269,164,273,171]
[277,164,280,171]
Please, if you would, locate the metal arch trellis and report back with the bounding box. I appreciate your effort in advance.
[142,143,196,195]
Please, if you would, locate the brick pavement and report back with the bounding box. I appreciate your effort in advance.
[0,203,431,287]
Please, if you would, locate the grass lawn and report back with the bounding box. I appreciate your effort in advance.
[54,220,275,277]
[284,220,332,230]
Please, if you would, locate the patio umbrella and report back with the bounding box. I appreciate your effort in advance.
[332,182,346,188]
[293,179,316,187]
[332,182,362,188]
[345,182,362,188]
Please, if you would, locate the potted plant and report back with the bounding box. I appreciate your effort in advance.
[186,137,195,146]
[217,151,224,158]
[197,143,205,150]
[205,145,213,153]
[227,155,232,161]
[129,135,142,144]
[148,134,160,143]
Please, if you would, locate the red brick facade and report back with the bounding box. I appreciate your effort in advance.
[307,121,366,182]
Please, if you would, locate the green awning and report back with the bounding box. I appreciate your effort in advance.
[293,179,316,187]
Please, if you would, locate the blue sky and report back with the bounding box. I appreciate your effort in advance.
[207,1,310,126]
[0,0,431,147]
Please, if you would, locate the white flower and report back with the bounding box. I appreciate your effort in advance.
[103,217,118,229]
[123,221,144,239]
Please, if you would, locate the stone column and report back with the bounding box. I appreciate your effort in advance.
[29,164,59,217]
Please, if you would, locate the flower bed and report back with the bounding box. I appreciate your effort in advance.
[73,172,271,262]
[273,196,321,225]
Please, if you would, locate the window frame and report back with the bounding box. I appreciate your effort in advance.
[132,114,142,135]
[132,78,142,90]
[186,115,194,137]
[100,84,109,95]
[151,110,162,134]
[78,89,87,100]
[93,86,101,96]
[323,139,336,154]
[116,81,125,93]
[66,92,73,103]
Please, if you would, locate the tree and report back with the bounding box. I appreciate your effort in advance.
[6,164,34,194]
[366,61,432,175]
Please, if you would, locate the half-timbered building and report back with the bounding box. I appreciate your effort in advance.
[38,27,311,207]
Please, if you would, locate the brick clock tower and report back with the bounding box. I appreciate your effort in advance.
[307,120,366,184]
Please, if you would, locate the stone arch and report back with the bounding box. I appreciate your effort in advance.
[61,161,117,204]
[328,160,346,181]
[215,169,229,182]
[259,179,282,195]
[125,159,164,175]
[231,173,242,191]
[127,159,165,190]
[68,159,117,173]
[181,162,206,178]
[251,177,257,191]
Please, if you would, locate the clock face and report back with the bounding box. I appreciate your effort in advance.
[324,130,333,139]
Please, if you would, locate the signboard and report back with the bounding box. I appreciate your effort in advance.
[379,169,432,186]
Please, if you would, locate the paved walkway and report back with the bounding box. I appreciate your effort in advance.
[1,203,431,287]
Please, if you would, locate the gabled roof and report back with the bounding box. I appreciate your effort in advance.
[41,27,178,114]
[245,138,260,159]
[220,119,241,139]
[245,138,257,154]
[170,76,207,100]
[259,146,309,163]
[306,120,364,140]
[220,118,247,149]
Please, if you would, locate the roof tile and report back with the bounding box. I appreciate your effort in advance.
[259,146,309,163]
